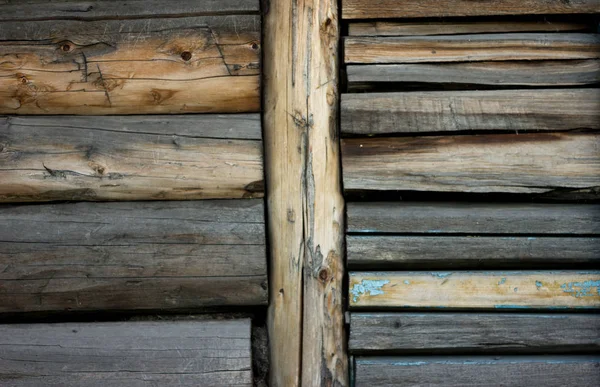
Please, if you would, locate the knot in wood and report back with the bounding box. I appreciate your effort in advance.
[318,268,330,283]
[181,51,192,61]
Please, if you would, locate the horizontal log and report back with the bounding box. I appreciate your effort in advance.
[343,0,600,19]
[346,60,600,87]
[0,200,268,313]
[354,356,600,387]
[0,16,260,114]
[0,319,253,386]
[344,33,600,64]
[347,236,600,269]
[349,313,600,354]
[342,133,600,194]
[349,271,600,309]
[0,115,263,202]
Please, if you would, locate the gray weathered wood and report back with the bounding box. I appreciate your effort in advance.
[341,89,600,134]
[354,356,600,387]
[347,236,600,269]
[0,115,264,202]
[0,319,253,386]
[347,202,600,235]
[349,313,600,354]
[0,200,268,313]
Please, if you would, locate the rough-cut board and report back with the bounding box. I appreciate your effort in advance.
[0,16,260,114]
[349,313,600,354]
[0,115,263,202]
[343,133,600,194]
[0,320,253,386]
[0,200,267,313]
[354,356,600,387]
[349,271,600,309]
[341,89,600,134]
[342,0,600,19]
[347,202,600,235]
[346,60,600,87]
[347,236,600,269]
[344,33,600,64]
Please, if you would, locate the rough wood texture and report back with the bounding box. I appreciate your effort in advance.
[344,33,600,64]
[0,200,267,313]
[0,16,260,114]
[347,236,600,269]
[0,115,263,202]
[349,313,600,354]
[343,0,600,19]
[263,0,347,385]
[346,60,600,87]
[347,202,600,235]
[341,89,600,134]
[343,133,600,194]
[354,356,600,387]
[349,271,600,309]
[0,319,253,386]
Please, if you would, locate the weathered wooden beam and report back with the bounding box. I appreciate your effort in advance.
[0,16,260,114]
[0,115,263,202]
[263,0,347,385]
[0,319,253,386]
[349,313,600,354]
[349,271,600,309]
[354,356,600,387]
[343,0,600,19]
[0,200,267,313]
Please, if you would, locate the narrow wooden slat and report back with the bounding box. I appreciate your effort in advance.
[349,271,600,309]
[343,0,600,19]
[0,16,260,114]
[0,115,263,202]
[0,320,253,386]
[349,313,600,354]
[347,236,600,269]
[344,33,600,64]
[355,356,600,387]
[0,200,268,313]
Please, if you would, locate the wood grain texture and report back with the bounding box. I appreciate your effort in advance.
[341,89,600,134]
[349,313,600,354]
[263,0,347,385]
[349,271,600,309]
[343,133,600,194]
[347,202,600,235]
[0,115,263,202]
[346,60,600,87]
[0,16,260,114]
[354,356,600,387]
[342,0,600,19]
[347,236,600,269]
[0,200,268,313]
[0,319,253,386]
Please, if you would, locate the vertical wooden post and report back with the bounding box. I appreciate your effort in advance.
[263,0,348,385]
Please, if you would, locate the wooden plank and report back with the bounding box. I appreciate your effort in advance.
[347,202,600,235]
[347,236,600,269]
[0,115,263,202]
[0,319,253,386]
[346,60,600,87]
[341,89,600,134]
[0,16,260,114]
[263,0,348,385]
[349,313,600,354]
[344,33,600,64]
[343,0,600,19]
[355,356,600,387]
[0,200,268,313]
[342,133,600,194]
[349,271,600,309]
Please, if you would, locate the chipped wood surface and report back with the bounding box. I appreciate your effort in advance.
[349,271,600,309]
[0,200,268,313]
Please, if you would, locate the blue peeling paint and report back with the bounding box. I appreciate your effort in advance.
[351,279,390,303]
[514,287,518,293]
[427,229,444,234]
[527,237,537,241]
[498,277,506,285]
[560,280,600,298]
[535,281,543,290]
[431,272,452,279]
[404,280,410,285]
